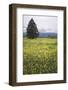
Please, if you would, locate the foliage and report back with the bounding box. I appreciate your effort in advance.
[27,18,39,39]
[23,38,57,74]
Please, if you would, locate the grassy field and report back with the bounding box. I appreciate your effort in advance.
[23,38,57,75]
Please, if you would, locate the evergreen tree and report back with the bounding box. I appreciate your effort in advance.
[27,18,39,39]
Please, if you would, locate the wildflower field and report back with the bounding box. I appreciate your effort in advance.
[23,38,57,74]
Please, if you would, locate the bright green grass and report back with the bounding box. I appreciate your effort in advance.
[23,38,57,74]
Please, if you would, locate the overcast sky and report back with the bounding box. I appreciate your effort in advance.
[23,15,57,33]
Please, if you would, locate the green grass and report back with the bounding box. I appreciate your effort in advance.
[23,38,57,74]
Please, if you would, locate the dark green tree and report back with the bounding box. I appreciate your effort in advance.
[27,18,39,39]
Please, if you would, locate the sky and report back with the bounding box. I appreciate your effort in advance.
[23,15,57,33]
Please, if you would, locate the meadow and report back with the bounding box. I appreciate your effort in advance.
[23,38,57,74]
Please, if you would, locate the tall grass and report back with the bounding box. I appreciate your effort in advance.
[23,38,57,74]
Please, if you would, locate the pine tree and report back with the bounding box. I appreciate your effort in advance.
[27,18,39,39]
